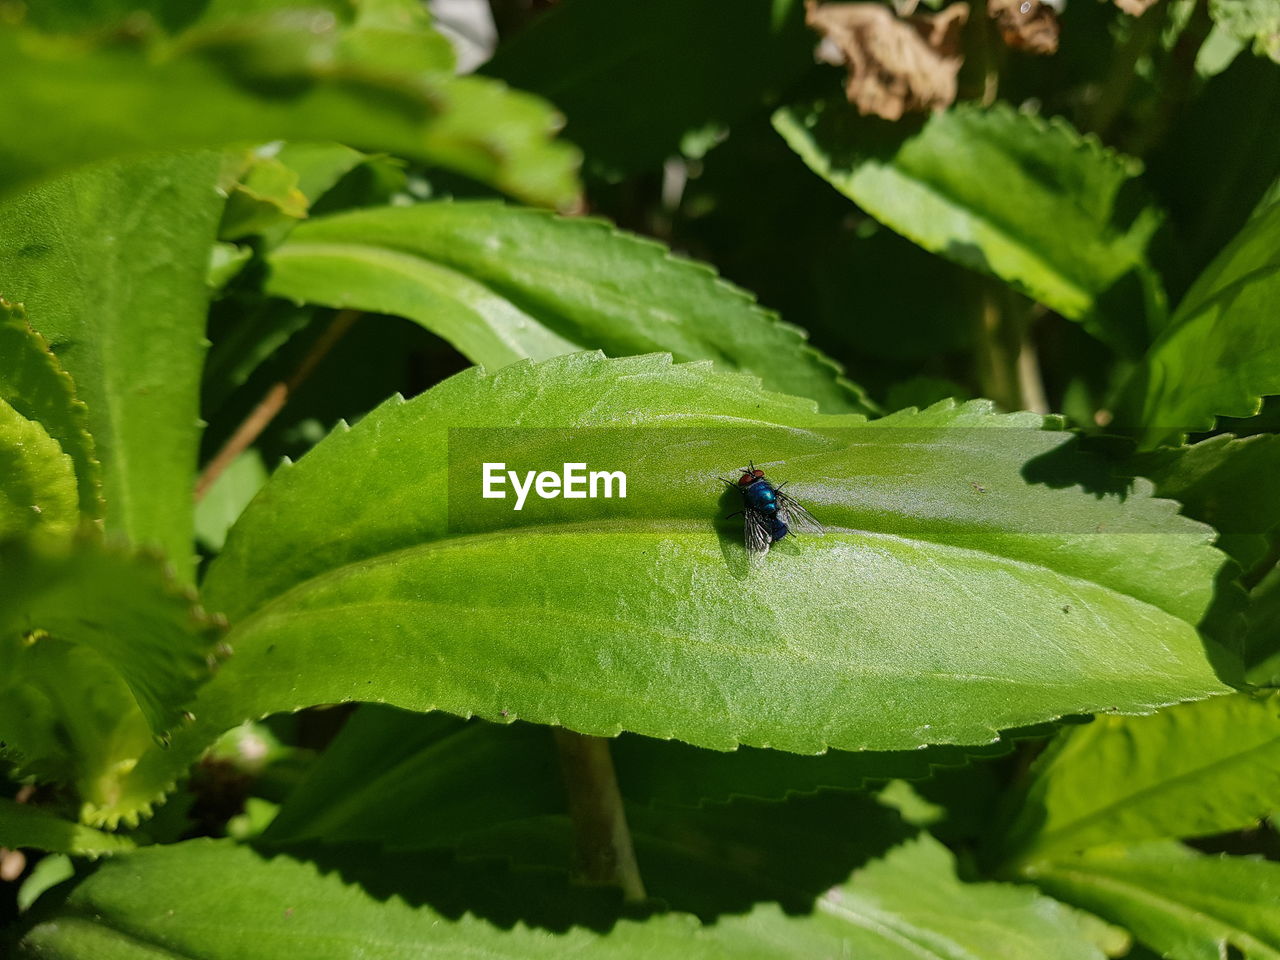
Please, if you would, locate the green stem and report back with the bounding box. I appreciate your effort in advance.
[1085,4,1167,141]
[553,728,647,902]
[1131,0,1213,154]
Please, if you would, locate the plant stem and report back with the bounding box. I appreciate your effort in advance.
[1085,3,1166,141]
[1131,0,1212,155]
[194,309,361,501]
[553,728,646,902]
[974,286,1047,413]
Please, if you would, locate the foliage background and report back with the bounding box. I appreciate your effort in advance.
[1,0,1279,956]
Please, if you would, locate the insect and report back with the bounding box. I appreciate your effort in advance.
[723,462,824,558]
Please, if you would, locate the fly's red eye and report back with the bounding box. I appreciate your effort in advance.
[752,470,765,478]
[738,474,755,486]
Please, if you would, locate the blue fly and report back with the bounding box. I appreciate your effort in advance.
[723,462,824,558]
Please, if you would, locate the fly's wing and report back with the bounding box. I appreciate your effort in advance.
[777,490,825,536]
[743,507,774,557]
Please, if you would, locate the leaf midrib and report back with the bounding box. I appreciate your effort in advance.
[228,521,1209,690]
[1034,860,1280,957]
[1021,733,1280,860]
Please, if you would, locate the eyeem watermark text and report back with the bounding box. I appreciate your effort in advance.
[482,462,627,511]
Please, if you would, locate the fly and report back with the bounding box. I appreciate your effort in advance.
[722,462,824,558]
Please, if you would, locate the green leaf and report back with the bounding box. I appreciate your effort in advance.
[1210,0,1280,61]
[1117,203,1280,446]
[0,6,578,209]
[195,450,269,554]
[0,797,134,857]
[0,153,226,581]
[0,534,226,740]
[772,102,1163,356]
[1129,433,1280,569]
[1244,563,1280,685]
[482,0,816,179]
[0,298,100,520]
[0,398,79,540]
[263,201,872,413]
[12,834,1112,960]
[105,354,1232,824]
[0,535,226,825]
[263,707,915,918]
[217,150,310,241]
[1002,693,1280,867]
[1026,842,1280,960]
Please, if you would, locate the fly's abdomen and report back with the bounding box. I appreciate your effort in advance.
[769,515,789,542]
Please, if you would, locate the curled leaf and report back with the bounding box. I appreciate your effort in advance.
[989,0,1060,54]
[806,0,969,120]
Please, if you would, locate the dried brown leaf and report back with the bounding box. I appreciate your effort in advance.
[988,0,1060,54]
[806,0,970,121]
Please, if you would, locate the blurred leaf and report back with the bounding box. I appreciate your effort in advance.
[13,834,1112,959]
[0,7,579,209]
[218,150,309,241]
[1130,433,1280,568]
[0,534,226,743]
[0,153,226,581]
[195,449,269,553]
[262,706,914,918]
[207,241,253,292]
[264,201,873,413]
[1245,564,1280,686]
[0,797,134,856]
[1146,54,1280,303]
[106,354,1231,824]
[773,101,1163,356]
[483,0,815,180]
[0,398,79,540]
[1210,0,1280,60]
[0,299,100,520]
[1027,841,1280,960]
[1117,203,1280,445]
[1003,693,1280,867]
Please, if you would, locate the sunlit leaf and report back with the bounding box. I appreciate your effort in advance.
[105,354,1229,825]
[1002,693,1280,867]
[0,797,135,857]
[13,834,1112,959]
[0,298,100,520]
[1027,841,1280,960]
[773,102,1163,355]
[1117,203,1280,446]
[264,201,872,413]
[0,153,226,581]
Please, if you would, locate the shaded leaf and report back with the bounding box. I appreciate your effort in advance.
[0,398,79,540]
[1130,433,1280,569]
[0,534,226,740]
[773,102,1162,355]
[0,298,100,519]
[1117,203,1280,445]
[0,6,578,209]
[1027,841,1280,960]
[263,706,914,918]
[0,153,226,581]
[1244,563,1280,686]
[13,834,1110,959]
[264,201,872,413]
[482,0,816,179]
[1002,693,1280,867]
[0,797,134,857]
[107,354,1231,825]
